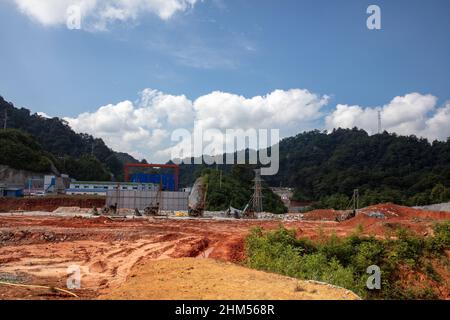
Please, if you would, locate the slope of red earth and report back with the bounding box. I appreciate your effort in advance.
[0,196,105,213]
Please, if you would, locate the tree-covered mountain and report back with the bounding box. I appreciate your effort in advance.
[269,128,450,207]
[0,96,138,181]
[0,128,58,174]
[179,128,450,208]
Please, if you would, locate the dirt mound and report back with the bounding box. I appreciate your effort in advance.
[359,203,450,220]
[0,196,105,212]
[99,258,360,300]
[302,203,450,223]
[335,203,450,237]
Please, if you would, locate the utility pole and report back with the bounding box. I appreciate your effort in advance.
[353,189,359,214]
[3,109,7,130]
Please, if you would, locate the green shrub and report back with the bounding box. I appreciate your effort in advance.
[245,224,449,300]
[426,221,450,253]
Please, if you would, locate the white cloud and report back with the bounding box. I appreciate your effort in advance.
[424,102,450,141]
[325,93,450,141]
[64,88,328,162]
[63,89,450,163]
[64,89,194,161]
[193,89,328,131]
[12,0,199,29]
[36,111,51,118]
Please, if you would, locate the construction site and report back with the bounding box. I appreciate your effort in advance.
[1,163,449,300]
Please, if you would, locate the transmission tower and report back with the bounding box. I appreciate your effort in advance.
[251,169,263,213]
[377,110,382,134]
[352,189,359,213]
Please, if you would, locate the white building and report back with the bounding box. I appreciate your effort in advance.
[66,181,158,196]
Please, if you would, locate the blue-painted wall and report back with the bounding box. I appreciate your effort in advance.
[130,174,175,191]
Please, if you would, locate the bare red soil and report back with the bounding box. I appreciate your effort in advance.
[0,196,105,212]
[0,202,448,299]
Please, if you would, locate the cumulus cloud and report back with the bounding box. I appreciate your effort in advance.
[64,89,450,163]
[423,102,450,141]
[325,93,450,141]
[64,89,194,161]
[193,89,328,131]
[12,0,199,29]
[64,88,329,162]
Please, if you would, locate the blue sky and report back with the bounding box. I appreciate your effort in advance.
[1,0,450,161]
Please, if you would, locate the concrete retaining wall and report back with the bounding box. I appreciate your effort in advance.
[106,190,189,211]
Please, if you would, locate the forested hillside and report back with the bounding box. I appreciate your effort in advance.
[179,128,450,208]
[0,129,57,174]
[0,96,138,181]
[270,128,450,207]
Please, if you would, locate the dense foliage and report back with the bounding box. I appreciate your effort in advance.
[0,129,57,173]
[268,128,450,207]
[246,223,450,299]
[202,166,287,214]
[180,128,450,208]
[0,96,138,180]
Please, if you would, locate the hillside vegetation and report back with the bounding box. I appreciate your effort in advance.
[180,128,450,208]
[268,128,450,208]
[0,96,138,181]
[0,128,112,180]
[0,129,57,173]
[246,223,450,299]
